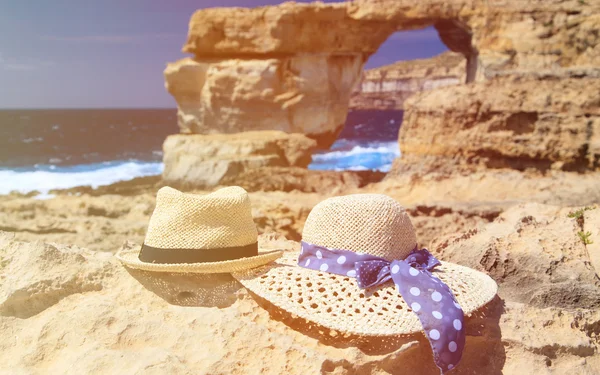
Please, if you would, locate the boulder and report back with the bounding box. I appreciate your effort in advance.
[161,131,317,189]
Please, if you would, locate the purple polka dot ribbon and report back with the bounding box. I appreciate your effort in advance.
[298,241,465,374]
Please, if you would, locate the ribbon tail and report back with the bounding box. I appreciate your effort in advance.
[390,260,465,373]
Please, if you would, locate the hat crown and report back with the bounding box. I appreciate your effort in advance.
[144,186,258,250]
[302,194,417,262]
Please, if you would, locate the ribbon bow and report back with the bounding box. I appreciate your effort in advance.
[354,248,442,289]
[298,241,465,374]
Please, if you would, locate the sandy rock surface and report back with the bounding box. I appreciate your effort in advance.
[365,169,600,249]
[2,166,599,254]
[432,203,600,309]
[0,190,322,252]
[1,210,600,374]
[375,169,600,209]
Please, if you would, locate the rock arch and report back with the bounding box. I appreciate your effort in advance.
[165,0,599,171]
[434,19,477,83]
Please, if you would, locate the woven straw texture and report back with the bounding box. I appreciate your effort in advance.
[232,193,498,336]
[303,194,417,262]
[144,186,257,249]
[116,186,283,273]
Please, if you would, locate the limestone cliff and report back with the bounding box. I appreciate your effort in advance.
[395,75,600,173]
[180,0,599,75]
[349,51,466,110]
[376,0,600,174]
[165,0,599,150]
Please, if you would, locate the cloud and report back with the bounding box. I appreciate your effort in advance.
[42,35,135,43]
[3,63,37,71]
[0,54,54,71]
[41,33,182,44]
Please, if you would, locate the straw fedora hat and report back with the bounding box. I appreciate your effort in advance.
[116,186,283,273]
[232,194,498,336]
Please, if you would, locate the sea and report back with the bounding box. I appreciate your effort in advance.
[0,109,402,195]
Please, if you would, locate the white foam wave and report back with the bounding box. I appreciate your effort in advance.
[332,165,370,172]
[0,161,163,195]
[309,141,400,172]
[312,141,400,162]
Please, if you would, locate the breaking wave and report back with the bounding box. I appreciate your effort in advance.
[0,161,163,195]
[308,141,400,172]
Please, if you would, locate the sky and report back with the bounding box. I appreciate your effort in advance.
[0,0,447,109]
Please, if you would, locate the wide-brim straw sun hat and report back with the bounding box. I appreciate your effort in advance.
[116,186,282,273]
[232,193,498,373]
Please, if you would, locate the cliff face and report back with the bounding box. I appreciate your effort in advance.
[165,0,599,147]
[349,51,466,110]
[397,75,600,173]
[379,0,600,174]
[163,0,600,190]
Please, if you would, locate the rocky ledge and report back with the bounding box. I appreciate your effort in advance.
[396,74,600,174]
[1,201,599,374]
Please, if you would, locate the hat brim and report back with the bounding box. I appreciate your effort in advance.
[115,245,283,274]
[232,251,498,336]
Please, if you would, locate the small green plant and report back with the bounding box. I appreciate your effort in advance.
[579,0,587,5]
[578,231,594,245]
[543,21,553,27]
[568,206,596,220]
